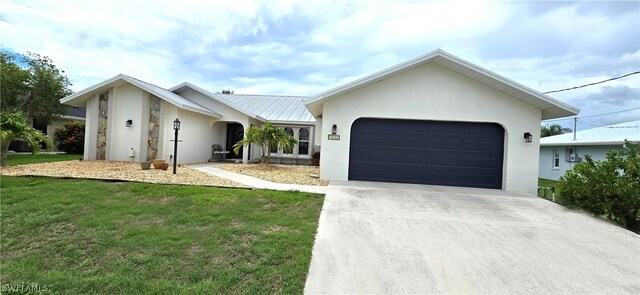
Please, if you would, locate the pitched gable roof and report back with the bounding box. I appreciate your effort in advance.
[304,49,579,120]
[169,82,265,121]
[540,120,640,146]
[217,94,314,123]
[60,74,222,118]
[170,83,315,123]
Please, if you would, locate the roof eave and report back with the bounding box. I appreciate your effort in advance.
[168,82,189,93]
[60,74,125,106]
[438,51,580,118]
[305,101,323,118]
[541,141,628,146]
[58,115,86,121]
[61,75,222,119]
[268,120,316,125]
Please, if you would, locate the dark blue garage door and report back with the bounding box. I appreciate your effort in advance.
[349,118,504,189]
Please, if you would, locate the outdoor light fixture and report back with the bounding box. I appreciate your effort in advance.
[126,119,132,127]
[524,132,533,143]
[172,118,181,174]
[173,118,181,131]
[332,124,337,135]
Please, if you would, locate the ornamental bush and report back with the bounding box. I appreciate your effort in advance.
[54,120,85,154]
[557,141,640,231]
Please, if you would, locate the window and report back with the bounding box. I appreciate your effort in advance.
[553,149,560,169]
[269,125,313,158]
[283,127,294,154]
[298,128,310,155]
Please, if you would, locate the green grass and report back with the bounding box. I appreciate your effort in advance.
[538,178,562,201]
[5,153,81,166]
[0,176,324,294]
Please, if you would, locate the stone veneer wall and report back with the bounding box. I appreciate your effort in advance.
[147,95,161,161]
[96,92,109,160]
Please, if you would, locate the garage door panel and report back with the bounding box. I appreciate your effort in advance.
[349,118,504,189]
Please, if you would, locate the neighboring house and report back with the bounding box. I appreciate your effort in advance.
[539,120,640,181]
[60,49,579,193]
[9,106,86,152]
[44,106,86,150]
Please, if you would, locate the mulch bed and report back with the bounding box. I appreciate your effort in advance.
[1,160,246,188]
[216,163,328,186]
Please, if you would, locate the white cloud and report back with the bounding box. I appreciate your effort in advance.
[1,0,638,126]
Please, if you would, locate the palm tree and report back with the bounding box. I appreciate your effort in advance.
[540,124,572,138]
[0,111,51,166]
[233,122,297,164]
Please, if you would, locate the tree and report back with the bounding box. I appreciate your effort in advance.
[0,52,29,110]
[0,51,72,125]
[557,141,640,232]
[233,122,297,164]
[0,111,51,166]
[540,124,572,137]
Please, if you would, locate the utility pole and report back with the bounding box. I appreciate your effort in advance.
[573,117,577,140]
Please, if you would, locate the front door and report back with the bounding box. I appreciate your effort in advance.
[226,123,244,159]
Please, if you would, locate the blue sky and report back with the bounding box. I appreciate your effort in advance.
[1,0,638,128]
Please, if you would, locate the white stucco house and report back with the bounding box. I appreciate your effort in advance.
[61,49,579,193]
[60,75,315,165]
[539,120,640,181]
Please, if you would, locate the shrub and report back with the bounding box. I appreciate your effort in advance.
[310,148,320,166]
[557,141,640,231]
[0,110,51,166]
[54,120,85,154]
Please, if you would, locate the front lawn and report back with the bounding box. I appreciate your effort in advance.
[4,153,80,166]
[0,176,323,294]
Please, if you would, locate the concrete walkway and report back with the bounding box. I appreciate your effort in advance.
[9,151,67,154]
[188,164,327,194]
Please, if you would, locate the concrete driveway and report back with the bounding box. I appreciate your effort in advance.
[305,181,640,294]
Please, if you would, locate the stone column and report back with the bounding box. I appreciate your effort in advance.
[147,96,161,161]
[242,122,249,164]
[96,92,109,160]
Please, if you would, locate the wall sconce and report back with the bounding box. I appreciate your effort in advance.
[332,124,337,135]
[126,119,133,127]
[524,132,532,143]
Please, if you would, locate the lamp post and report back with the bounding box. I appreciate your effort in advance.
[173,118,181,174]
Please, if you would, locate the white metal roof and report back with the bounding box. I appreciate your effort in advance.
[169,83,313,123]
[540,120,640,146]
[217,94,314,124]
[169,82,265,121]
[60,74,222,118]
[304,49,580,120]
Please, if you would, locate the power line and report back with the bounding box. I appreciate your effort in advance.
[580,107,640,118]
[577,118,639,128]
[542,107,640,122]
[542,71,640,94]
